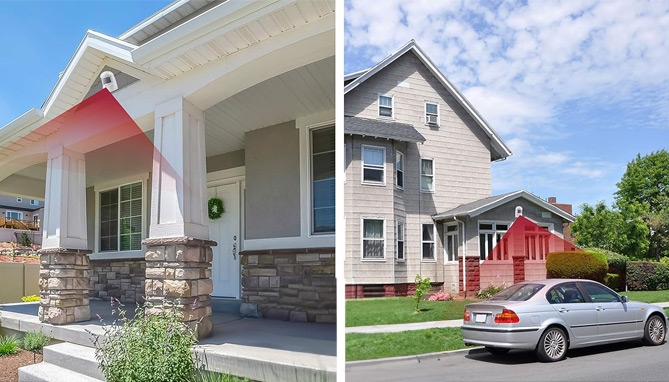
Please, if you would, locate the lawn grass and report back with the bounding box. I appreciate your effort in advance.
[346,328,466,361]
[622,290,669,303]
[346,297,474,327]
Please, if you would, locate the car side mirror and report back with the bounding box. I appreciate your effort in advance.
[621,295,628,303]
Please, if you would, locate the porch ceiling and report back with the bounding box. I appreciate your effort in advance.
[203,56,334,157]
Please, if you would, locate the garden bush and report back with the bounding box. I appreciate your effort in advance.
[427,291,452,301]
[413,275,431,313]
[604,273,621,291]
[0,335,21,356]
[90,300,198,382]
[626,261,669,291]
[546,250,608,282]
[22,331,51,354]
[476,284,506,300]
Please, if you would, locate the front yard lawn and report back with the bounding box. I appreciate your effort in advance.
[346,297,474,327]
[623,290,669,303]
[346,328,465,361]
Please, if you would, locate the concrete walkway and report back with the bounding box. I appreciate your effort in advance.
[347,301,669,334]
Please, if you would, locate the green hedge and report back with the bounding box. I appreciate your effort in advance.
[546,251,608,283]
[627,261,669,291]
[604,273,621,291]
[583,247,628,290]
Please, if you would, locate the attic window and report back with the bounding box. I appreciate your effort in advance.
[425,102,439,125]
[379,95,393,118]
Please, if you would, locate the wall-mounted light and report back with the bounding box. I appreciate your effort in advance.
[100,71,118,92]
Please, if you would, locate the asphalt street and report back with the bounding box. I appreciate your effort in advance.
[346,340,669,381]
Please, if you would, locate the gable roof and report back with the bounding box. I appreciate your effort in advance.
[344,40,512,162]
[344,116,425,143]
[432,190,575,222]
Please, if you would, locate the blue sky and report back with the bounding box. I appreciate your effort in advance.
[0,0,171,126]
[345,0,669,213]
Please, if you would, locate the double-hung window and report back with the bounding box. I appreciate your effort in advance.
[395,151,404,188]
[422,223,435,261]
[444,224,458,262]
[479,222,509,261]
[378,94,393,118]
[425,102,439,125]
[420,158,434,192]
[99,182,142,252]
[362,145,385,184]
[396,220,405,261]
[362,218,385,260]
[6,211,22,220]
[311,126,335,234]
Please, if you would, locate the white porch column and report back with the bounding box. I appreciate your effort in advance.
[144,96,215,338]
[38,145,91,324]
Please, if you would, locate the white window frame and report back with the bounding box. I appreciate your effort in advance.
[421,223,436,262]
[425,102,439,126]
[361,217,386,261]
[396,219,405,261]
[93,174,148,259]
[420,157,435,192]
[5,210,22,220]
[361,145,386,185]
[378,94,394,118]
[16,197,22,203]
[30,199,38,206]
[444,223,459,263]
[310,125,335,235]
[478,221,510,262]
[395,151,404,189]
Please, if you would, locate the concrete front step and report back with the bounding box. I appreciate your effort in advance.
[43,342,104,380]
[18,361,102,382]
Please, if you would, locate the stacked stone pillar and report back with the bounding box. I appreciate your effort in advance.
[38,248,91,324]
[144,237,215,338]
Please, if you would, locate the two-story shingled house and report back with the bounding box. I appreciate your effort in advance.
[344,41,575,298]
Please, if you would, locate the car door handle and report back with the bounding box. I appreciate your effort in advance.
[558,308,569,313]
[595,306,604,311]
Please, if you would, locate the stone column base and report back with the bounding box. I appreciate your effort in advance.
[143,236,216,339]
[38,248,92,325]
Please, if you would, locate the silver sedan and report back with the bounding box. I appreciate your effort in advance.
[461,279,667,362]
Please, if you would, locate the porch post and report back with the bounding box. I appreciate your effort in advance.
[143,96,215,338]
[38,146,91,324]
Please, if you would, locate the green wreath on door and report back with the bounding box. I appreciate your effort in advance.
[208,197,224,220]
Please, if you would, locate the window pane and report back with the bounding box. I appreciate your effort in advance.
[313,178,335,208]
[313,152,335,181]
[422,224,434,241]
[311,126,335,234]
[397,244,404,259]
[312,127,335,154]
[421,159,433,175]
[363,147,384,166]
[396,153,403,171]
[423,243,434,259]
[379,107,392,117]
[120,235,131,251]
[120,201,131,218]
[426,103,438,114]
[313,207,335,234]
[397,222,404,241]
[379,95,392,107]
[446,225,457,232]
[480,223,493,230]
[364,240,384,258]
[421,175,433,191]
[479,234,487,259]
[364,219,384,239]
[364,168,384,182]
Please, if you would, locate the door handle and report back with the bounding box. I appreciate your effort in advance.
[558,308,569,313]
[232,235,237,260]
[595,306,604,311]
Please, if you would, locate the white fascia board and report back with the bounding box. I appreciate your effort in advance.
[41,30,138,116]
[344,68,369,82]
[132,0,287,66]
[0,108,44,145]
[468,190,575,222]
[344,40,415,95]
[118,0,190,41]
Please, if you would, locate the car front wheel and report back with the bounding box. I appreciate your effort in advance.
[644,315,666,346]
[536,327,567,362]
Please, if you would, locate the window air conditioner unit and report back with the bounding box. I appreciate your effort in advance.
[426,114,438,125]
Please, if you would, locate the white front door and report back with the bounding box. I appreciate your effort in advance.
[208,182,241,298]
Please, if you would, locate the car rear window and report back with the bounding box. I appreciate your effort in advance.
[488,283,544,301]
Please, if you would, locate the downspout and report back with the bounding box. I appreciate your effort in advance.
[455,217,466,293]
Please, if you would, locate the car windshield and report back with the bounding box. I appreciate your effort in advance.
[488,283,544,301]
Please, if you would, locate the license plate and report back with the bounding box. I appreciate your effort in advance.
[475,314,486,323]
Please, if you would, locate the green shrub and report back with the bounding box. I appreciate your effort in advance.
[413,275,431,313]
[18,232,32,247]
[476,284,506,300]
[604,273,621,291]
[546,250,608,282]
[627,261,669,291]
[0,335,21,356]
[21,295,40,302]
[585,250,608,268]
[22,331,51,354]
[90,301,198,382]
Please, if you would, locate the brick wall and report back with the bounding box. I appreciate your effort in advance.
[89,259,145,303]
[240,247,335,323]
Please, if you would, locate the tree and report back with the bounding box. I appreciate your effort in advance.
[571,201,649,259]
[615,150,669,259]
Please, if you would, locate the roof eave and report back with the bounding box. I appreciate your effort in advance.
[0,109,44,145]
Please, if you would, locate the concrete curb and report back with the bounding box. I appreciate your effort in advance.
[346,346,484,367]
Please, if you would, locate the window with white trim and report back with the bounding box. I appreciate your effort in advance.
[378,94,393,117]
[444,224,458,262]
[362,145,385,184]
[422,223,435,260]
[396,220,405,261]
[362,218,385,259]
[99,182,142,252]
[30,199,38,206]
[479,222,509,261]
[425,102,439,125]
[311,126,335,234]
[420,158,434,192]
[6,211,22,220]
[396,151,404,189]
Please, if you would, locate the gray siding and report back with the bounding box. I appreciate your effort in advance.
[245,121,301,240]
[206,149,245,173]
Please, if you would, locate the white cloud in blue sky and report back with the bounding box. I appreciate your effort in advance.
[345,0,669,212]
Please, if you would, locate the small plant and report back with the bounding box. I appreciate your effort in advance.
[477,284,506,300]
[413,274,432,313]
[18,232,32,247]
[194,370,251,382]
[0,334,21,356]
[21,295,40,302]
[90,298,199,382]
[22,331,51,354]
[428,290,452,301]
